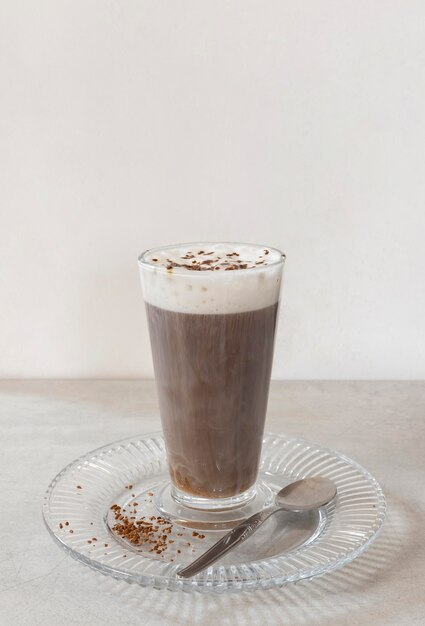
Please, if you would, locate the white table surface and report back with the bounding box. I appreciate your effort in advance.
[1,380,424,626]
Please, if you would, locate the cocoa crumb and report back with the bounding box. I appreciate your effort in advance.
[59,523,63,529]
[111,504,175,554]
[65,521,69,526]
[76,485,82,489]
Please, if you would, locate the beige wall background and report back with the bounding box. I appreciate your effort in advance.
[1,1,424,379]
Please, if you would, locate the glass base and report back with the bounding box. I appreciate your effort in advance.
[171,484,256,511]
[155,480,274,530]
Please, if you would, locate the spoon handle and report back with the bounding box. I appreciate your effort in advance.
[177,505,278,578]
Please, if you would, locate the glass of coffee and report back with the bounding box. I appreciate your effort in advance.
[138,243,284,515]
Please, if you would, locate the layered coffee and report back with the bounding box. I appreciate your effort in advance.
[139,243,284,504]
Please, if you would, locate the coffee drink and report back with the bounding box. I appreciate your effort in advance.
[139,243,284,505]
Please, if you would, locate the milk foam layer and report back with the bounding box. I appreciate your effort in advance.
[139,243,284,314]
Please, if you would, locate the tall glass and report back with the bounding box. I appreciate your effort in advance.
[138,242,284,512]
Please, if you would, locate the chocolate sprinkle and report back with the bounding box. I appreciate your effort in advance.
[148,248,274,271]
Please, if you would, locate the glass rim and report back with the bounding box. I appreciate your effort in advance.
[138,241,286,276]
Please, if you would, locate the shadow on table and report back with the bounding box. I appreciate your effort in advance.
[79,493,414,626]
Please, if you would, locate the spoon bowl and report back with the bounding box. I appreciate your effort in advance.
[275,477,337,512]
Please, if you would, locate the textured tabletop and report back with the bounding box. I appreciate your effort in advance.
[1,380,424,626]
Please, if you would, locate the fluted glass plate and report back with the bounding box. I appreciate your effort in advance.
[43,432,386,593]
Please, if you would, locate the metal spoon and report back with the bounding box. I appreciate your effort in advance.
[177,477,337,578]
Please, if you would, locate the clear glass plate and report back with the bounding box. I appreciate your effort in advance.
[43,431,386,593]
